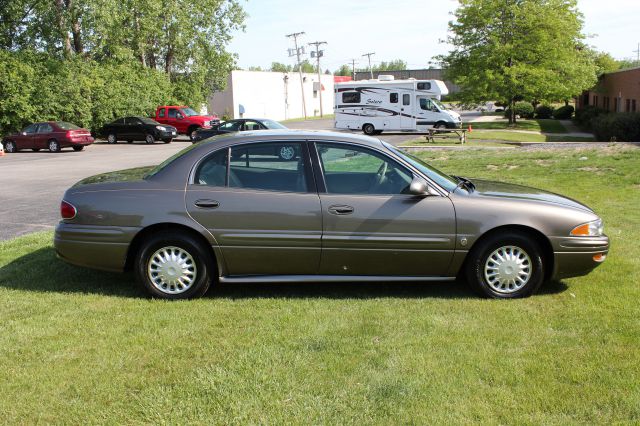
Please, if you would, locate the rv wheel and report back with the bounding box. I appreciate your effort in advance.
[363,123,376,135]
[433,121,447,129]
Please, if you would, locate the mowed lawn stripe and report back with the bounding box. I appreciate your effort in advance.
[0,146,638,423]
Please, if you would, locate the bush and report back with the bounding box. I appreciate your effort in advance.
[504,102,535,119]
[574,106,608,130]
[552,105,575,120]
[592,113,640,142]
[535,104,554,119]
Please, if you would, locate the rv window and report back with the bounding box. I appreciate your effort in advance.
[390,93,398,103]
[342,92,361,103]
[420,98,434,111]
[403,94,410,105]
[417,82,431,90]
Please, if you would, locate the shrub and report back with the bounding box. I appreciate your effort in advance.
[552,105,575,120]
[535,104,554,119]
[592,113,640,142]
[574,106,608,130]
[504,101,535,119]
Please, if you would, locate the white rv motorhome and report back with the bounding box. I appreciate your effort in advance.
[334,75,461,135]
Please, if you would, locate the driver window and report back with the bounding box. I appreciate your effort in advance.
[316,143,412,195]
[168,108,178,118]
[420,98,435,111]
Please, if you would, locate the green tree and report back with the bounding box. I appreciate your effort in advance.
[592,51,620,74]
[373,59,407,71]
[334,64,352,76]
[270,62,292,72]
[440,0,598,123]
[293,59,315,73]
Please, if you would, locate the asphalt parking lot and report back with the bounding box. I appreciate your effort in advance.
[0,123,423,241]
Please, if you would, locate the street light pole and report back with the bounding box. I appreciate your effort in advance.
[309,41,327,117]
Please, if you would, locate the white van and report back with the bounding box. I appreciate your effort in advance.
[334,75,461,135]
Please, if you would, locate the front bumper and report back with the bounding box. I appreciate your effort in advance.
[155,129,177,139]
[550,235,609,280]
[54,222,137,272]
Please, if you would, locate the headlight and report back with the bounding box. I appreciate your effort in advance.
[156,125,167,131]
[570,219,604,237]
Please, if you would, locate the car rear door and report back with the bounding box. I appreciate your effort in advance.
[34,123,54,149]
[185,140,322,276]
[312,141,456,277]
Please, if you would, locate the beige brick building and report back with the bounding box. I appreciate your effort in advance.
[577,67,640,112]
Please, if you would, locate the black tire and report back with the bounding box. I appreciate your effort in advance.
[145,134,155,144]
[107,133,117,144]
[72,146,84,151]
[4,140,17,153]
[373,130,383,135]
[135,231,214,299]
[48,139,61,153]
[127,140,133,144]
[163,138,172,144]
[189,127,201,141]
[465,232,544,299]
[32,148,40,152]
[433,121,447,129]
[362,123,376,135]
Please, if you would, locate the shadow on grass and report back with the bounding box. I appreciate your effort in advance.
[0,246,569,300]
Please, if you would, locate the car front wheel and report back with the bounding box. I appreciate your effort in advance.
[145,134,156,144]
[72,146,84,151]
[465,232,544,298]
[363,123,375,135]
[135,231,213,299]
[189,127,201,141]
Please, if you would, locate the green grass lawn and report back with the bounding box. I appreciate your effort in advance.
[282,114,335,123]
[468,119,568,133]
[405,131,594,145]
[1,146,639,423]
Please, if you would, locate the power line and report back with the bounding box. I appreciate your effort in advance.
[361,52,375,79]
[286,31,307,119]
[309,41,327,117]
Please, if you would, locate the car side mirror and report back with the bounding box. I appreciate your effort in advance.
[409,177,439,197]
[176,114,184,120]
[21,131,27,136]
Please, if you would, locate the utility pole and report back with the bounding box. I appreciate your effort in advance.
[362,52,375,79]
[351,59,357,80]
[634,43,640,66]
[309,41,327,117]
[286,31,307,119]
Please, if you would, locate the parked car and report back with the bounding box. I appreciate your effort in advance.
[192,118,287,142]
[2,122,94,153]
[154,106,219,141]
[101,116,177,144]
[54,130,609,300]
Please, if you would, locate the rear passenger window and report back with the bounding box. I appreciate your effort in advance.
[390,93,398,103]
[37,124,53,133]
[229,142,308,193]
[195,149,228,186]
[342,92,361,104]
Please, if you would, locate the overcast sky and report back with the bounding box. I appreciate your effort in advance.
[228,0,640,71]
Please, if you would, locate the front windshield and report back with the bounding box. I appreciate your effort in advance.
[262,119,287,129]
[383,142,458,191]
[180,107,199,117]
[432,99,447,110]
[139,117,160,125]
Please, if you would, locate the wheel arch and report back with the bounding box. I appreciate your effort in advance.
[460,224,554,281]
[124,222,220,274]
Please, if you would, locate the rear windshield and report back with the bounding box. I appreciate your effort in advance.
[57,122,81,130]
[145,143,200,179]
[262,119,287,129]
[139,117,160,125]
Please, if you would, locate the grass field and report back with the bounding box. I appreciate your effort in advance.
[1,146,639,423]
[468,119,568,133]
[282,114,335,123]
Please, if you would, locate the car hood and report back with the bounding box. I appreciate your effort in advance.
[468,178,594,212]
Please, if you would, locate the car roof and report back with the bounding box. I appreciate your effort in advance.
[195,129,383,149]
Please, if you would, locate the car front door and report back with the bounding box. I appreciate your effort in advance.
[185,141,322,276]
[125,117,144,140]
[18,124,38,149]
[167,108,184,133]
[313,141,456,277]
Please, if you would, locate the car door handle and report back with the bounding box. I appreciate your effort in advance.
[194,199,219,209]
[328,205,354,215]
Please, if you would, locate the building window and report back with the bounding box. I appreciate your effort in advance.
[390,93,398,103]
[626,99,631,112]
[633,100,637,112]
[342,92,361,103]
[593,95,598,107]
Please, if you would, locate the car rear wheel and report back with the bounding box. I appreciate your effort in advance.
[107,133,117,144]
[145,134,155,144]
[127,140,133,144]
[465,232,544,298]
[135,231,213,299]
[32,148,40,152]
[363,123,376,135]
[48,139,61,153]
[4,141,17,153]
[72,146,84,151]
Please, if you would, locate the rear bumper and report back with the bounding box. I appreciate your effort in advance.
[550,235,609,280]
[54,222,137,272]
[63,137,94,146]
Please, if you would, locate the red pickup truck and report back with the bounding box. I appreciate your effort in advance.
[154,106,219,141]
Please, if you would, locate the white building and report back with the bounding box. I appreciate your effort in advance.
[208,70,335,121]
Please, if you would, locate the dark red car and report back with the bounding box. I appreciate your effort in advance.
[2,122,94,153]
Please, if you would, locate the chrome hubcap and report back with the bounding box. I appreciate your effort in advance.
[484,245,531,294]
[108,135,116,143]
[147,246,197,294]
[49,141,57,151]
[146,135,153,143]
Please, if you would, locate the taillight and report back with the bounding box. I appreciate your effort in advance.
[65,130,72,138]
[60,200,77,219]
